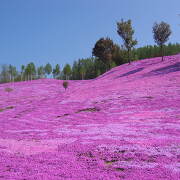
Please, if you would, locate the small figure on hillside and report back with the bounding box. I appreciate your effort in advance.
[62,81,68,91]
[5,87,13,93]
[5,87,13,100]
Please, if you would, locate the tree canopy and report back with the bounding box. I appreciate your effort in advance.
[153,21,172,61]
[117,19,137,64]
[92,37,116,70]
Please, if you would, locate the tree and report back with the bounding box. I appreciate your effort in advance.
[92,37,115,70]
[112,44,126,65]
[5,87,13,100]
[25,62,36,80]
[44,63,52,77]
[0,65,9,83]
[72,61,79,80]
[63,64,71,80]
[152,21,172,61]
[37,66,45,78]
[53,64,60,79]
[79,66,86,80]
[21,65,25,81]
[8,65,17,82]
[24,65,30,81]
[62,81,68,91]
[117,19,137,64]
[8,65,13,82]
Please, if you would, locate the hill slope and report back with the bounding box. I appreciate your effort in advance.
[0,55,180,179]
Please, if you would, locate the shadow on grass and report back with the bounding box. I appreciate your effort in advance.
[146,62,180,76]
[115,67,144,78]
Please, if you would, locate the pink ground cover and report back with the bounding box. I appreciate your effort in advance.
[0,55,180,179]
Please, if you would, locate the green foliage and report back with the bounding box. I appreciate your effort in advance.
[24,62,36,80]
[79,66,86,80]
[63,64,72,80]
[21,65,25,81]
[153,22,171,46]
[135,43,180,60]
[117,19,137,63]
[92,37,116,70]
[110,61,117,69]
[37,66,45,78]
[71,58,97,80]
[153,21,172,61]
[8,65,17,82]
[53,64,60,79]
[112,44,127,65]
[44,63,52,76]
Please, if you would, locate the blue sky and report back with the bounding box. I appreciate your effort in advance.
[0,0,179,69]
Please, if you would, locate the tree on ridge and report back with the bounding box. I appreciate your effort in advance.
[92,37,115,70]
[152,21,172,61]
[117,19,137,64]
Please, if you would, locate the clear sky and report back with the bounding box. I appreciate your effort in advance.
[0,0,179,69]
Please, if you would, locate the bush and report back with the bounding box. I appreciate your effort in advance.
[62,81,68,91]
[5,87,13,93]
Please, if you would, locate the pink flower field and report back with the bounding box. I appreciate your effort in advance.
[0,55,180,180]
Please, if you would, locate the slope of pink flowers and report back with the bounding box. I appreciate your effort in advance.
[0,55,180,180]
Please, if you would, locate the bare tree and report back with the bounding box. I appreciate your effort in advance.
[152,21,172,61]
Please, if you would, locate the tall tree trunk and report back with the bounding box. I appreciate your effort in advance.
[161,45,164,61]
[9,74,11,82]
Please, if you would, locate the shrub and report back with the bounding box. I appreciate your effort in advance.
[5,87,13,93]
[4,87,13,100]
[62,81,68,91]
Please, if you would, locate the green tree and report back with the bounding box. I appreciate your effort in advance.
[25,62,36,80]
[152,21,172,61]
[63,64,71,80]
[92,37,115,70]
[79,66,86,80]
[112,44,126,65]
[21,65,25,81]
[37,66,45,78]
[8,65,17,82]
[53,64,60,79]
[0,65,9,83]
[44,63,52,77]
[72,61,79,80]
[117,19,137,64]
[24,65,30,81]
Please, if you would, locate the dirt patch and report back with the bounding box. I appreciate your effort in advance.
[6,106,14,109]
[0,106,14,112]
[57,114,70,118]
[76,107,100,113]
[141,96,154,99]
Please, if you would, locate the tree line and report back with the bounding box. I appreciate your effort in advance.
[0,20,179,83]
